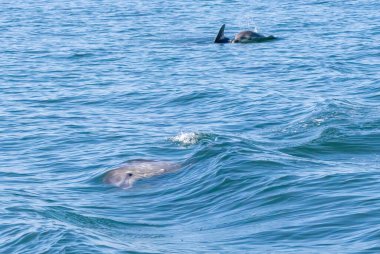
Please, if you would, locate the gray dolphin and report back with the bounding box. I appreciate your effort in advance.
[214,24,275,43]
[104,159,181,189]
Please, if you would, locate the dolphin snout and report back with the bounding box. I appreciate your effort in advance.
[104,171,134,189]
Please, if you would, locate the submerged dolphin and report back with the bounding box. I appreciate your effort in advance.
[104,159,181,189]
[214,24,275,43]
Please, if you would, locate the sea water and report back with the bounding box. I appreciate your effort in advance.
[1,0,379,253]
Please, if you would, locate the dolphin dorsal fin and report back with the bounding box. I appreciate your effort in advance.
[214,24,226,43]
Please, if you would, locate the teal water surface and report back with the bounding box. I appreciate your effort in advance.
[1,0,380,253]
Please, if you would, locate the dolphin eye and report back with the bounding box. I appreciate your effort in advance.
[127,173,133,177]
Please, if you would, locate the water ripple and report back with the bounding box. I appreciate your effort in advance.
[1,0,380,253]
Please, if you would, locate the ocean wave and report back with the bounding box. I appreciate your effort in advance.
[272,99,380,158]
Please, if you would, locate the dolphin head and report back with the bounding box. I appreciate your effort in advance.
[104,160,182,190]
[233,31,275,43]
[104,170,136,189]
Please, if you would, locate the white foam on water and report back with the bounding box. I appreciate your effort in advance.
[313,118,325,125]
[169,132,201,145]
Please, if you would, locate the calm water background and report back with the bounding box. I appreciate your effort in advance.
[1,0,379,253]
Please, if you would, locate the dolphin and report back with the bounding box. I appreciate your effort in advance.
[103,159,181,189]
[214,24,275,43]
